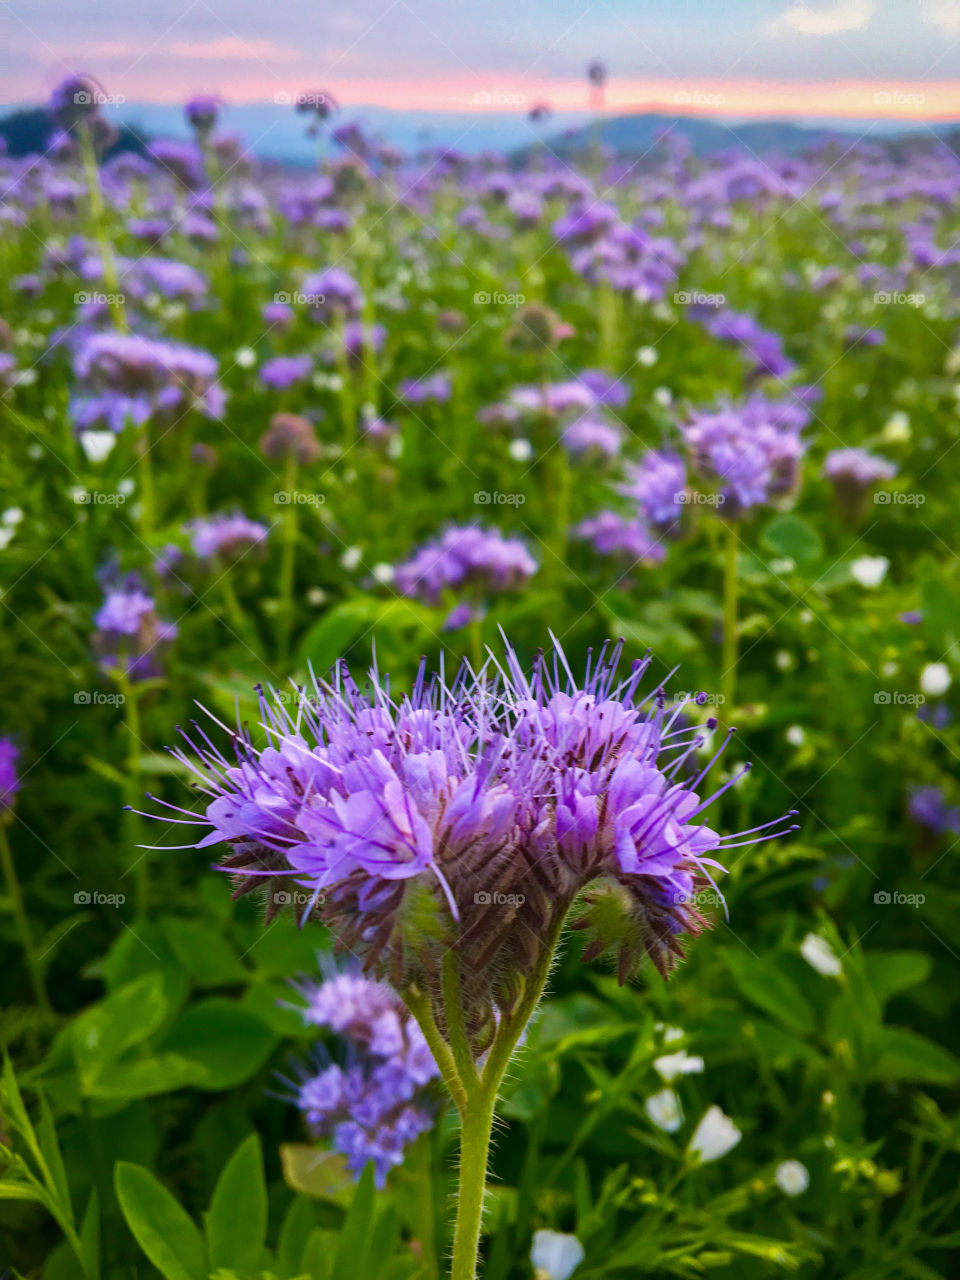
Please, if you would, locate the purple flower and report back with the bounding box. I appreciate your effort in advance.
[72,332,224,429]
[620,450,687,526]
[394,525,537,604]
[574,512,666,565]
[908,786,960,836]
[187,512,269,562]
[185,93,223,137]
[705,309,794,379]
[398,373,452,406]
[146,637,796,1021]
[0,738,20,811]
[259,355,313,390]
[562,416,621,459]
[93,581,177,681]
[261,412,320,464]
[301,268,363,323]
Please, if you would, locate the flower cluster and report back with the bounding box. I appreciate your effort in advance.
[93,578,178,681]
[393,525,537,607]
[147,637,795,1041]
[186,512,270,564]
[284,964,437,1186]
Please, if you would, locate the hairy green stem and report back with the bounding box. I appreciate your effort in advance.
[720,521,739,719]
[277,455,299,669]
[78,124,127,332]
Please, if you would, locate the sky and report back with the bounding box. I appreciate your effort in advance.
[2,0,959,119]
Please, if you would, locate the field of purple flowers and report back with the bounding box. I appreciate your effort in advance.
[2,79,960,1280]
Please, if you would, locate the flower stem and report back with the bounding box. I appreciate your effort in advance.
[78,124,127,332]
[120,679,149,919]
[0,819,51,1014]
[277,455,299,669]
[720,521,739,719]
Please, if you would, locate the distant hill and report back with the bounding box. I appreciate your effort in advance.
[0,106,149,159]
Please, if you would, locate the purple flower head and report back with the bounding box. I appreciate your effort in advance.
[146,638,796,1027]
[148,139,206,188]
[187,512,270,563]
[394,525,537,604]
[263,301,295,330]
[705,309,794,379]
[259,354,313,391]
[574,512,666,565]
[49,75,105,133]
[822,447,896,519]
[398,373,452,406]
[261,412,321,464]
[0,737,20,812]
[185,93,223,137]
[620,450,688,526]
[73,332,224,427]
[93,580,177,682]
[908,786,960,837]
[562,415,621,459]
[301,268,363,323]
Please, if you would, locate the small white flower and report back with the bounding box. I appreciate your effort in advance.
[801,932,842,978]
[509,437,533,462]
[653,386,673,407]
[234,347,256,369]
[688,1105,741,1162]
[372,562,395,585]
[0,528,15,550]
[530,1229,585,1280]
[340,546,362,571]
[786,725,805,747]
[636,345,658,366]
[1,507,24,527]
[306,587,328,606]
[881,661,899,678]
[920,662,951,697]
[775,650,793,671]
[775,1159,810,1196]
[850,555,888,588]
[800,609,813,625]
[662,1025,685,1043]
[117,478,135,498]
[13,368,37,388]
[644,1088,684,1133]
[770,557,795,575]
[654,1050,704,1082]
[79,430,117,463]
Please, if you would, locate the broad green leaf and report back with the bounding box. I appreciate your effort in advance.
[115,1162,206,1280]
[727,951,816,1035]
[276,1195,317,1275]
[864,951,932,1007]
[71,973,172,1084]
[331,1164,376,1279]
[38,1093,73,1226]
[160,917,248,987]
[760,513,823,568]
[867,1027,960,1085]
[158,999,278,1089]
[206,1133,268,1273]
[280,1144,354,1204]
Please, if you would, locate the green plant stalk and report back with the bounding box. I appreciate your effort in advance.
[277,454,299,669]
[120,678,148,919]
[135,420,157,544]
[78,124,127,332]
[720,521,739,718]
[442,907,569,1280]
[0,819,51,1013]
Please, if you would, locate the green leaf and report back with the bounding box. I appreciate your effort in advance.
[80,1189,100,1280]
[276,1196,317,1275]
[37,1093,73,1227]
[297,597,382,674]
[864,951,932,1006]
[331,1164,376,1279]
[114,1162,206,1280]
[760,514,823,568]
[159,917,247,988]
[206,1134,268,1273]
[867,1027,960,1085]
[158,999,278,1089]
[280,1144,354,1205]
[70,973,173,1086]
[727,951,816,1035]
